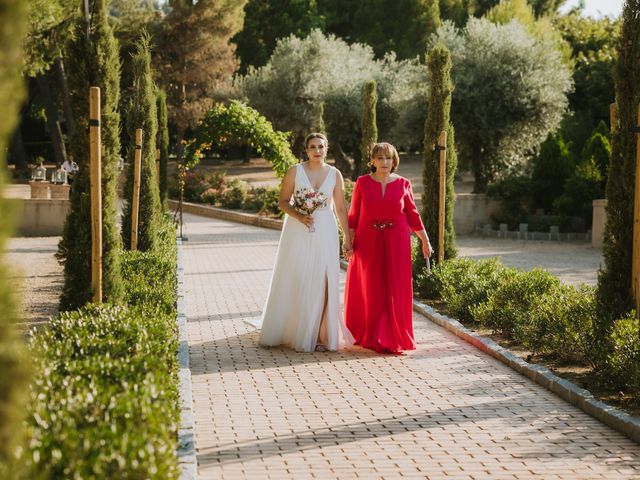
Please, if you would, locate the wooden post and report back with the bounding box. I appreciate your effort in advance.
[89,87,102,304]
[633,104,640,316]
[610,102,617,133]
[437,130,447,264]
[131,128,142,250]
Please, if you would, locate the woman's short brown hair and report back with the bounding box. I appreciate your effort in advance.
[370,142,400,173]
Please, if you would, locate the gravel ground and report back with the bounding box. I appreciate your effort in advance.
[4,236,62,327]
[456,235,603,286]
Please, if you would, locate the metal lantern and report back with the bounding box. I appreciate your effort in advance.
[31,163,47,181]
[51,168,67,184]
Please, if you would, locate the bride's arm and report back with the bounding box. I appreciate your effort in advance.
[279,166,313,227]
[333,170,352,252]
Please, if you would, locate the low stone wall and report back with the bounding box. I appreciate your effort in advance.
[170,194,502,236]
[453,193,501,235]
[14,198,70,236]
[592,199,606,248]
[168,200,284,231]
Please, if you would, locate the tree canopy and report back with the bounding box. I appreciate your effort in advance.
[430,18,573,192]
[231,0,324,73]
[238,29,428,165]
[154,0,246,141]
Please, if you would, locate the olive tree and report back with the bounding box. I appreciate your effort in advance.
[238,29,428,170]
[430,18,573,192]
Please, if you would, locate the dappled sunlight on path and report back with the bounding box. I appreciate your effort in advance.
[181,212,639,479]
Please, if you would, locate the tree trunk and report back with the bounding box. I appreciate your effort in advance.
[331,142,353,178]
[471,149,488,193]
[54,56,75,137]
[36,74,67,166]
[243,143,251,163]
[9,126,27,173]
[351,149,363,181]
[292,134,305,160]
[176,127,186,164]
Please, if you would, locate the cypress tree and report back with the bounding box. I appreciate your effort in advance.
[0,1,30,474]
[58,0,123,310]
[156,88,169,208]
[359,80,378,176]
[421,43,458,264]
[122,34,161,251]
[597,0,640,323]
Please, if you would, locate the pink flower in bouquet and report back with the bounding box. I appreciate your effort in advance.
[292,187,327,216]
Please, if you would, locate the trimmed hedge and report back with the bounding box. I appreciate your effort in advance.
[24,219,179,479]
[513,284,597,362]
[472,268,560,336]
[414,256,638,392]
[604,312,640,391]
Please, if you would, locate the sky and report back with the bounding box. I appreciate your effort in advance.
[560,0,624,18]
[155,0,625,19]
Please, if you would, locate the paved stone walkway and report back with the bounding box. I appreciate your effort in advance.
[5,236,62,327]
[181,212,640,480]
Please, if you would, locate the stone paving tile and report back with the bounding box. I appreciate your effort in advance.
[181,212,640,480]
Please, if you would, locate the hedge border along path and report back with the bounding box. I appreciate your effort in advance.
[177,237,197,480]
[412,300,640,444]
[171,199,640,445]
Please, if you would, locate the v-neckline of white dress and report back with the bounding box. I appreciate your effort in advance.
[300,163,332,191]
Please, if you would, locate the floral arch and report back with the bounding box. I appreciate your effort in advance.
[184,101,296,177]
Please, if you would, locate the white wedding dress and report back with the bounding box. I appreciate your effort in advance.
[258,164,354,352]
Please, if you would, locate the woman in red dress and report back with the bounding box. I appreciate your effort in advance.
[344,143,433,353]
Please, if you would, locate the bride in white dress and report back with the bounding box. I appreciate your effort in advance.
[258,133,354,352]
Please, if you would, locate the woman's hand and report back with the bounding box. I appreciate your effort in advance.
[422,238,433,259]
[297,213,314,229]
[342,237,353,259]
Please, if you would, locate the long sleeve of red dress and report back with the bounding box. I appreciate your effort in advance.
[403,182,425,232]
[347,178,362,230]
[344,175,424,353]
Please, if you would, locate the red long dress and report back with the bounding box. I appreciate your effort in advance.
[344,175,425,353]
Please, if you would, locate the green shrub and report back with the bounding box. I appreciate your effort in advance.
[180,171,225,203]
[219,179,248,209]
[552,158,604,227]
[581,121,610,182]
[513,284,597,361]
[343,178,354,204]
[439,258,504,322]
[487,175,533,228]
[200,187,220,204]
[473,268,560,336]
[0,0,29,475]
[24,220,179,478]
[601,312,640,391]
[243,186,282,217]
[25,305,179,480]
[414,257,504,320]
[531,133,575,213]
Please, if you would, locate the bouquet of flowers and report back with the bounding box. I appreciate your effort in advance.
[292,187,327,232]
